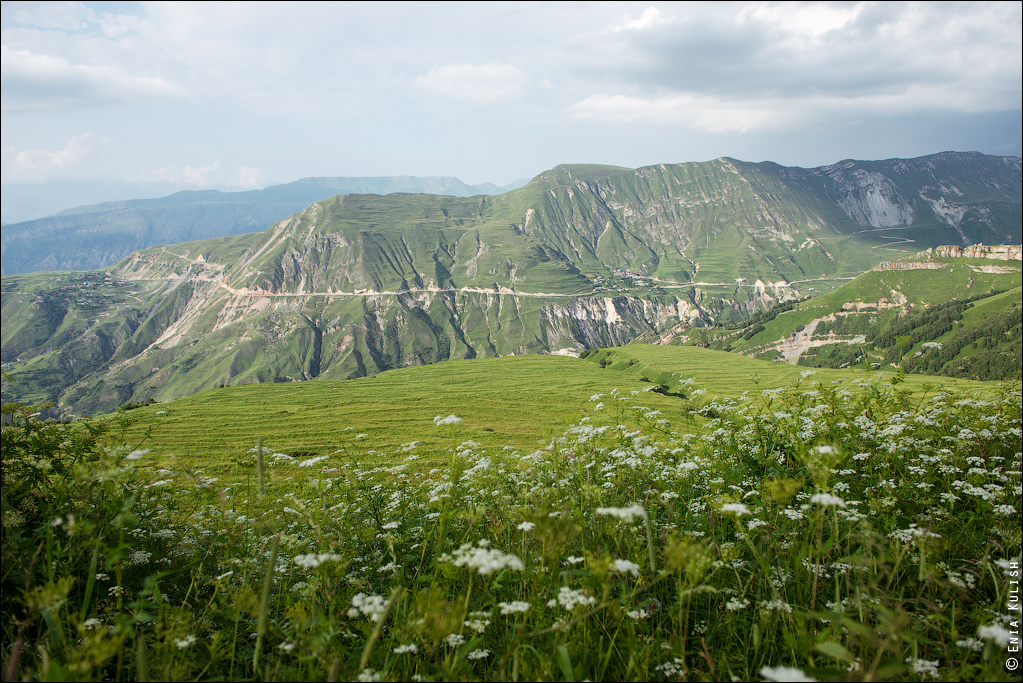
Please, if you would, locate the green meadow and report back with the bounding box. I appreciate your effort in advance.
[2,345,1019,682]
[105,347,997,473]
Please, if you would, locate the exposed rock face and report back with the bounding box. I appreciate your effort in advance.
[926,244,1023,261]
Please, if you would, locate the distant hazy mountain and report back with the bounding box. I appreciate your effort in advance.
[0,175,529,275]
[1,151,1019,415]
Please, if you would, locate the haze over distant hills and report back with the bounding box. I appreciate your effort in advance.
[1,151,1020,416]
[0,175,529,275]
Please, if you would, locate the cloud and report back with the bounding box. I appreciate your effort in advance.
[607,6,666,33]
[0,45,192,110]
[570,93,782,132]
[412,62,529,103]
[232,166,266,189]
[140,162,221,187]
[3,133,104,180]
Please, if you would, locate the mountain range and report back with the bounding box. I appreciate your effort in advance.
[1,151,1020,416]
[0,175,528,275]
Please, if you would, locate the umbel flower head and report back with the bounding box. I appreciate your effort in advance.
[440,540,524,575]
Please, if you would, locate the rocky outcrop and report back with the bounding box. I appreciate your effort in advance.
[924,244,1023,261]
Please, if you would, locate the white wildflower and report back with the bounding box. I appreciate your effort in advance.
[978,623,1012,647]
[517,521,535,532]
[549,586,597,611]
[611,559,641,577]
[719,503,752,517]
[907,658,939,678]
[294,553,342,569]
[434,414,462,426]
[760,665,816,681]
[393,644,419,654]
[348,593,387,622]
[809,493,846,508]
[444,541,524,575]
[498,601,531,615]
[174,635,196,649]
[467,648,491,660]
[725,597,751,611]
[595,505,647,523]
[444,633,465,647]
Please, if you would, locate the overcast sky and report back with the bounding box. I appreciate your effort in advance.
[2,1,1021,191]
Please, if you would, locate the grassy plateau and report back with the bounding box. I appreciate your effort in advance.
[1,346,1020,682]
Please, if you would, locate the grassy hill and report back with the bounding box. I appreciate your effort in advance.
[100,346,1000,474]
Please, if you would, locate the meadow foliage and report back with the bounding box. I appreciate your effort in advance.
[1,373,1021,681]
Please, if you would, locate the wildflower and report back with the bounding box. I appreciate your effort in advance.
[725,597,750,611]
[467,649,491,660]
[517,521,535,531]
[393,644,419,654]
[656,659,685,676]
[464,617,490,634]
[611,559,641,577]
[626,609,649,620]
[760,665,816,682]
[348,593,387,622]
[956,638,984,652]
[294,553,342,569]
[278,641,296,652]
[443,541,524,575]
[978,623,1012,647]
[719,503,752,517]
[382,521,399,530]
[498,601,531,614]
[800,370,817,378]
[125,449,149,461]
[907,658,939,678]
[175,635,196,649]
[809,493,846,508]
[357,669,381,682]
[83,618,102,630]
[595,504,647,522]
[434,414,462,426]
[444,633,465,647]
[298,455,329,468]
[548,586,597,611]
[759,599,793,614]
[565,556,585,565]
[215,571,234,581]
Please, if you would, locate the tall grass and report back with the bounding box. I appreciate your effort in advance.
[2,374,1020,681]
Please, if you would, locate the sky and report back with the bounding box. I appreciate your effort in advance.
[2,0,1021,197]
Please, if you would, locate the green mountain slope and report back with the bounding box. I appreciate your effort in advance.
[685,246,1022,380]
[2,153,1020,416]
[0,176,528,275]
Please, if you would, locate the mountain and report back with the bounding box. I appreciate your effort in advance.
[2,152,1020,416]
[0,176,529,275]
[682,244,1021,380]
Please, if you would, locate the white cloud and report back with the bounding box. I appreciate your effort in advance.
[0,45,192,110]
[4,133,103,180]
[570,93,783,132]
[608,7,666,33]
[140,162,220,187]
[232,166,266,189]
[412,62,529,103]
